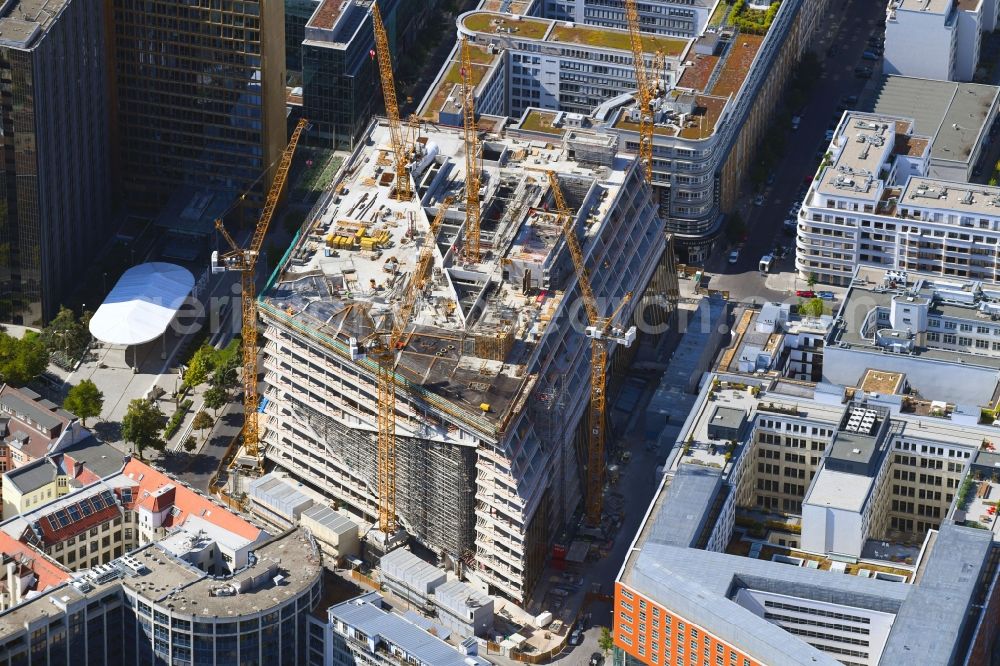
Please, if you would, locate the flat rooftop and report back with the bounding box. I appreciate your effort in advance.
[881,523,993,664]
[868,76,999,165]
[834,265,1000,373]
[306,0,348,30]
[261,120,636,435]
[460,11,690,56]
[805,466,875,512]
[899,177,1000,217]
[0,0,69,48]
[620,543,909,666]
[859,368,906,395]
[895,0,953,13]
[421,41,500,120]
[122,529,321,617]
[817,113,916,202]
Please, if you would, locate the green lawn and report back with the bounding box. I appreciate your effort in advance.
[293,150,344,198]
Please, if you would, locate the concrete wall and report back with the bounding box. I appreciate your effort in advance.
[801,501,864,558]
[955,6,983,83]
[884,9,956,81]
[822,346,999,410]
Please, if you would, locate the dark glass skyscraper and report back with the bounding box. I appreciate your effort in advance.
[108,0,287,213]
[0,0,114,325]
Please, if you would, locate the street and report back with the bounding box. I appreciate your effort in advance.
[706,0,887,303]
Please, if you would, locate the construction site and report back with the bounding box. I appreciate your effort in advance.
[255,110,677,602]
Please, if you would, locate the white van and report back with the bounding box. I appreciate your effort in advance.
[759,254,774,273]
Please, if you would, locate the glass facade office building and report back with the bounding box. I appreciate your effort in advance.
[0,0,114,325]
[109,0,287,212]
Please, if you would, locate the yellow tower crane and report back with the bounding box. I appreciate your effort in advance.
[372,1,412,202]
[365,197,454,534]
[461,38,482,264]
[624,0,655,182]
[213,117,309,469]
[547,172,636,527]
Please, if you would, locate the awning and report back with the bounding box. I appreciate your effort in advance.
[89,263,195,346]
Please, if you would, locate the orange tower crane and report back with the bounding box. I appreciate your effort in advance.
[213,118,308,469]
[461,38,482,263]
[364,197,454,534]
[624,0,654,182]
[547,171,636,527]
[372,1,412,201]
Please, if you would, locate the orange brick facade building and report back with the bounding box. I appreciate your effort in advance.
[614,582,762,666]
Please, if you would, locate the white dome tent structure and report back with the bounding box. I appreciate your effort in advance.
[89,263,195,368]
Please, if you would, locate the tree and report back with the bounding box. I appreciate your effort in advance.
[209,362,239,396]
[121,398,165,458]
[598,627,613,656]
[183,436,197,453]
[800,297,825,317]
[203,385,228,416]
[192,410,214,443]
[40,306,91,361]
[64,380,103,426]
[183,344,218,388]
[0,332,49,385]
[806,272,817,288]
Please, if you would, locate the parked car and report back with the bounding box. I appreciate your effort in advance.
[569,629,584,646]
[862,50,880,61]
[753,194,765,206]
[796,289,816,298]
[825,129,835,141]
[728,249,741,264]
[818,291,835,300]
[841,94,859,106]
[791,115,801,130]
[590,654,604,666]
[854,66,873,78]
[766,173,776,186]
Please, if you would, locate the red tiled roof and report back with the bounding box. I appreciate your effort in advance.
[0,531,69,590]
[35,502,121,546]
[121,460,261,542]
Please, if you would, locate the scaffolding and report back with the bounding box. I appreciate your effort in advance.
[290,397,477,559]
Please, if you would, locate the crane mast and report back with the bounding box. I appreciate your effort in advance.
[371,198,454,534]
[461,38,482,264]
[624,0,654,182]
[214,118,308,469]
[372,1,412,201]
[547,172,635,527]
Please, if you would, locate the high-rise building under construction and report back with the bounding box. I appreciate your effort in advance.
[258,118,677,603]
[108,0,287,214]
